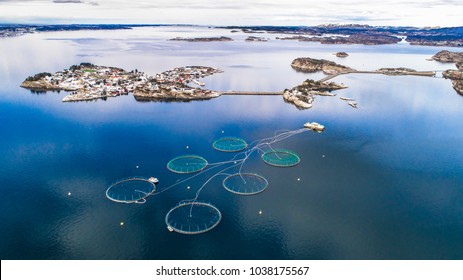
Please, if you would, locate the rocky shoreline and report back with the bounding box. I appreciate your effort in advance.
[433,51,463,95]
[276,34,401,45]
[283,79,346,109]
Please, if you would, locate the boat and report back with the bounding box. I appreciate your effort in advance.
[148,177,159,184]
[348,101,358,108]
[304,122,325,132]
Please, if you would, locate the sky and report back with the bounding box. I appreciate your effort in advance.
[0,0,462,27]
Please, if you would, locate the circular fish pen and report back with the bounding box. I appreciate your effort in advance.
[223,173,268,195]
[262,149,300,167]
[106,177,156,204]
[212,137,248,152]
[165,202,222,234]
[167,155,208,174]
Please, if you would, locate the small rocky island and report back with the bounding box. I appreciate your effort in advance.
[291,57,354,74]
[21,63,223,102]
[169,36,233,42]
[335,52,349,57]
[245,36,269,42]
[431,50,463,63]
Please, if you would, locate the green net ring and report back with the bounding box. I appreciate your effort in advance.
[212,137,248,152]
[262,149,300,167]
[167,155,208,174]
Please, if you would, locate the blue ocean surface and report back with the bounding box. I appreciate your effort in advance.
[0,26,463,259]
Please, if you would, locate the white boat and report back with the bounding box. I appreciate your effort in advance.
[148,177,159,184]
[348,101,358,108]
[304,122,325,132]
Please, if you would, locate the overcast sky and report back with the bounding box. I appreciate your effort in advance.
[0,0,462,27]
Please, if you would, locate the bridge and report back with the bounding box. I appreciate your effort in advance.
[221,91,283,95]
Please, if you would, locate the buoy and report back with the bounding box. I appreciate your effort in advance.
[259,210,263,215]
[322,155,325,158]
[120,222,124,226]
[221,130,224,133]
[297,178,300,181]
[67,192,72,196]
[187,186,190,189]
[136,165,139,168]
[186,146,189,149]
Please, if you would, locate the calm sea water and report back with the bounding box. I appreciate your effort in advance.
[1,26,463,259]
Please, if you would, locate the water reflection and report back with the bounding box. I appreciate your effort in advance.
[1,26,463,259]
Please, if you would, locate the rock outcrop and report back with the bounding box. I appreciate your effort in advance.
[245,36,268,42]
[432,50,463,63]
[335,52,349,57]
[443,69,463,95]
[291,57,354,74]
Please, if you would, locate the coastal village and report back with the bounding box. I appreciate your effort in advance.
[21,63,223,102]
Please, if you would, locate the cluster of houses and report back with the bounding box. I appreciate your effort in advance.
[137,66,222,97]
[0,27,35,38]
[24,63,222,102]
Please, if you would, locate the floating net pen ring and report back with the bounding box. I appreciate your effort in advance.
[212,137,248,152]
[262,149,300,167]
[223,173,268,195]
[167,155,208,174]
[106,177,156,204]
[165,202,222,234]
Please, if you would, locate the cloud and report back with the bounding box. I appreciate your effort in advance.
[0,0,461,27]
[53,0,83,3]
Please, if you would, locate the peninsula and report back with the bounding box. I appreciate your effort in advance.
[21,63,222,102]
